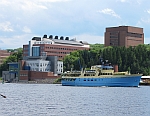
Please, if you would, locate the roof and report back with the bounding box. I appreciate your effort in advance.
[52,39,85,46]
[8,62,18,64]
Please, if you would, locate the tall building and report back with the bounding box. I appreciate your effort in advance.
[23,35,90,60]
[105,26,144,47]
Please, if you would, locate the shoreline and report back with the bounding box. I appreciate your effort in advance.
[0,79,61,84]
[1,80,149,86]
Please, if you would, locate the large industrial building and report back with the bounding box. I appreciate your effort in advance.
[105,26,144,47]
[23,35,90,60]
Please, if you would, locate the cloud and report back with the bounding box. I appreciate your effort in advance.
[0,0,70,11]
[0,33,104,49]
[144,37,150,44]
[147,9,150,14]
[0,0,11,5]
[0,21,14,32]
[21,1,48,11]
[117,0,142,5]
[116,0,127,2]
[120,0,127,2]
[98,8,121,18]
[0,40,4,43]
[141,18,150,24]
[70,34,104,44]
[39,0,70,2]
[0,34,32,49]
[22,26,32,33]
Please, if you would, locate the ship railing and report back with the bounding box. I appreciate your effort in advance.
[85,70,96,73]
[113,71,128,75]
[72,71,81,73]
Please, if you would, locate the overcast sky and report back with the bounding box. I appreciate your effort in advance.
[0,0,150,49]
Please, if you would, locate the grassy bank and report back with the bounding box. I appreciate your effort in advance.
[53,78,61,84]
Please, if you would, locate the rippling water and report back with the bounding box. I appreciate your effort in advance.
[0,83,150,116]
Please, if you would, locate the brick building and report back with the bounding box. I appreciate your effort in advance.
[23,35,90,60]
[105,26,144,47]
[0,50,10,65]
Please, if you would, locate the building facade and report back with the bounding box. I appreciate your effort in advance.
[105,26,144,47]
[2,56,63,82]
[23,56,63,75]
[23,35,90,60]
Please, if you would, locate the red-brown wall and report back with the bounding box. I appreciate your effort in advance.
[105,26,144,47]
[29,71,58,81]
[19,70,58,81]
[19,70,29,81]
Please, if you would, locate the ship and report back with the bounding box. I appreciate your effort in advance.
[61,64,142,87]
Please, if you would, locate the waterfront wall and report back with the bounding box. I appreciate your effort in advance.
[19,70,58,81]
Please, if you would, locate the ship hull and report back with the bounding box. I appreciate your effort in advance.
[61,75,141,87]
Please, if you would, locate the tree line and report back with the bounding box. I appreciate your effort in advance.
[63,44,150,75]
[1,44,150,76]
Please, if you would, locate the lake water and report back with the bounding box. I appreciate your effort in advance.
[0,83,150,116]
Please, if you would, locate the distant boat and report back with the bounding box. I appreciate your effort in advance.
[61,64,142,87]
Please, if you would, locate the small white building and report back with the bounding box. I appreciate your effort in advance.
[23,54,63,75]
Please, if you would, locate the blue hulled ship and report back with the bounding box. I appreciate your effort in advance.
[61,64,142,87]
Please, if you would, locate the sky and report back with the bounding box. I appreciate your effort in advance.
[0,0,150,49]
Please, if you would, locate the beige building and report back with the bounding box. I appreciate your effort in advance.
[105,26,144,47]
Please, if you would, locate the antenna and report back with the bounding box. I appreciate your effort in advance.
[99,56,103,64]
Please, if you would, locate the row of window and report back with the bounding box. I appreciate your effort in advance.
[45,47,78,51]
[82,79,103,81]
[110,36,118,38]
[47,51,70,54]
[23,47,28,50]
[27,63,62,67]
[110,39,118,42]
[127,39,142,41]
[57,69,63,72]
[30,68,50,72]
[35,42,52,44]
[110,42,118,46]
[63,78,104,81]
[26,63,50,67]
[23,52,28,54]
[127,32,142,38]
[110,32,118,35]
[20,74,28,76]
